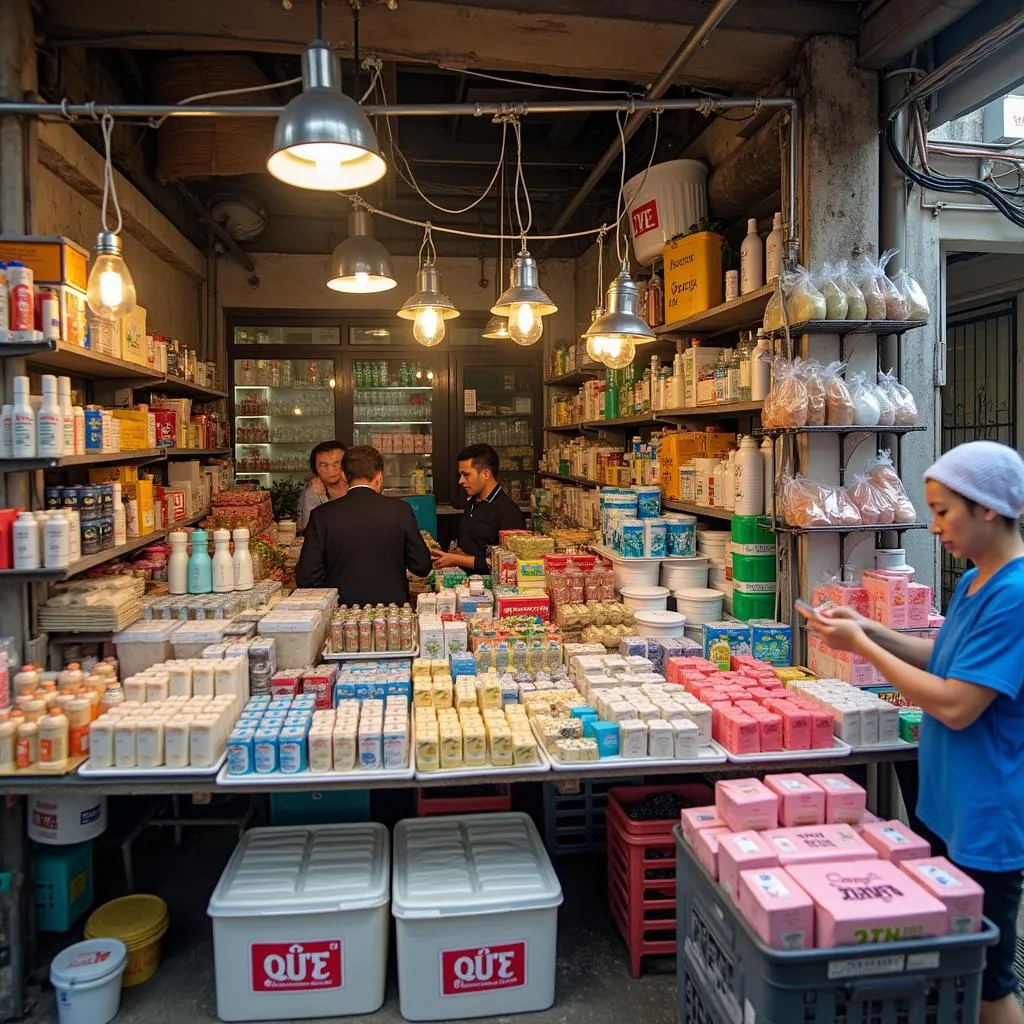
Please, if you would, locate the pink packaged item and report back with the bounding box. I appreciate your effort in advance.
[860,820,931,865]
[738,866,815,950]
[862,570,908,629]
[763,824,876,866]
[764,774,826,827]
[718,831,780,901]
[680,806,725,847]
[811,773,867,824]
[906,582,932,628]
[716,778,779,833]
[852,809,882,833]
[788,859,948,947]
[695,826,732,879]
[900,857,985,934]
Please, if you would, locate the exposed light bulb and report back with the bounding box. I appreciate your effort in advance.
[597,335,636,370]
[413,306,446,347]
[293,406,302,415]
[586,335,607,362]
[329,377,337,388]
[87,250,136,319]
[508,302,543,346]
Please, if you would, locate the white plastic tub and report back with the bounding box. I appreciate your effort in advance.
[50,938,127,1024]
[393,812,563,1021]
[674,587,724,626]
[113,620,183,677]
[661,557,709,592]
[592,544,661,590]
[634,610,687,639]
[28,795,107,846]
[623,159,709,266]
[208,823,390,1021]
[619,585,669,612]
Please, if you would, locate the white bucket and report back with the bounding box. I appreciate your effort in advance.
[674,588,725,625]
[874,548,911,571]
[661,557,709,592]
[619,585,670,612]
[610,558,662,591]
[623,160,709,267]
[28,795,107,846]
[634,610,687,638]
[50,938,127,1024]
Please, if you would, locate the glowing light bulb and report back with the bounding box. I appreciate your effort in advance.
[586,335,607,362]
[508,302,543,346]
[597,335,636,370]
[86,252,136,319]
[413,306,445,347]
[329,378,337,389]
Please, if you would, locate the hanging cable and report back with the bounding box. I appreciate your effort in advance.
[438,65,644,98]
[99,113,124,235]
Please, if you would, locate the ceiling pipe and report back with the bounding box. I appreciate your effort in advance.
[538,0,741,255]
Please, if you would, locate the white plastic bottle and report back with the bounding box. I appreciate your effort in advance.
[13,511,40,569]
[0,405,12,459]
[72,406,85,455]
[112,484,127,546]
[168,532,188,595]
[765,212,784,283]
[740,218,764,295]
[761,437,776,517]
[232,527,254,591]
[212,529,234,593]
[43,510,70,569]
[12,376,35,458]
[751,329,771,402]
[57,377,74,455]
[37,375,63,458]
[724,450,737,512]
[734,435,765,516]
[65,508,81,563]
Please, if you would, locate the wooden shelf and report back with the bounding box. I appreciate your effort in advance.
[655,284,775,339]
[0,448,166,472]
[540,472,600,488]
[581,413,664,430]
[544,366,602,387]
[661,499,733,520]
[544,423,585,433]
[23,340,163,381]
[149,376,228,400]
[660,401,763,419]
[165,448,231,458]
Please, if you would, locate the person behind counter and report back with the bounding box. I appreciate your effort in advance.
[296,444,432,605]
[800,440,1024,1024]
[297,440,348,531]
[432,443,525,573]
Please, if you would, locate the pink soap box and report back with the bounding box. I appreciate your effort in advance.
[695,826,732,879]
[737,866,815,950]
[717,830,779,902]
[763,824,876,866]
[715,777,779,833]
[901,857,985,934]
[811,773,867,825]
[680,806,725,847]
[764,773,826,827]
[860,820,931,865]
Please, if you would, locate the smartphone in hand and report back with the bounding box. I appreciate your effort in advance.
[794,598,825,622]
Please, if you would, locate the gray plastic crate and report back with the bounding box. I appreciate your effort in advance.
[674,827,998,1024]
[542,777,643,858]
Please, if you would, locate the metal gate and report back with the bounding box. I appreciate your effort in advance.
[940,298,1018,604]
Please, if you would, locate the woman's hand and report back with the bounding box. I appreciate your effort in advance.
[797,604,872,653]
[309,477,326,498]
[431,551,463,570]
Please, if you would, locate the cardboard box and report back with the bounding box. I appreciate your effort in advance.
[89,465,139,487]
[683,346,727,407]
[110,409,150,450]
[153,409,177,448]
[36,283,88,347]
[87,314,120,357]
[664,231,724,323]
[127,478,155,534]
[120,304,148,366]
[0,236,89,291]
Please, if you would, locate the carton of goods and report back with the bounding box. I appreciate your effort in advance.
[494,589,551,621]
[862,570,909,629]
[503,534,554,560]
[111,409,150,449]
[680,805,725,847]
[39,283,87,347]
[859,820,931,865]
[762,824,877,867]
[811,773,867,824]
[695,826,732,879]
[87,314,120,357]
[153,408,177,448]
[907,582,932,628]
[682,345,727,407]
[900,857,984,934]
[663,231,724,323]
[0,236,89,290]
[749,620,792,666]
[717,830,780,901]
[737,866,815,949]
[120,304,148,366]
[764,773,826,827]
[715,777,779,833]
[788,859,948,947]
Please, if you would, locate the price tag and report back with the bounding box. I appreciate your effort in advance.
[463,390,477,413]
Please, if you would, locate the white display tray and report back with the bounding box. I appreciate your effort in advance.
[847,739,918,755]
[320,648,417,662]
[724,737,853,763]
[77,751,227,779]
[215,745,415,786]
[413,746,552,781]
[545,739,729,773]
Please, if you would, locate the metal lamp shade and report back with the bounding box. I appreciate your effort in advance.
[267,41,387,191]
[396,264,460,320]
[490,249,558,316]
[327,210,397,292]
[584,267,656,344]
[481,314,511,339]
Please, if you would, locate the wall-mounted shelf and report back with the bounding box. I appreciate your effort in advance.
[661,401,764,419]
[165,448,231,458]
[544,367,602,387]
[0,448,166,472]
[655,283,775,339]
[540,472,600,488]
[765,319,927,340]
[150,376,227,400]
[662,499,733,520]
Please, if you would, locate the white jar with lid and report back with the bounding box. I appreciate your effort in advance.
[13,511,40,570]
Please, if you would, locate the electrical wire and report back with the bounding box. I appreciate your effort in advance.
[437,65,643,98]
[150,77,303,129]
[99,113,124,235]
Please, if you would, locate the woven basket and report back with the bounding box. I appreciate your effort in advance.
[152,55,278,182]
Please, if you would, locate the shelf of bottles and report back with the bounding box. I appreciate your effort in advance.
[463,367,537,506]
[233,358,337,482]
[352,359,435,495]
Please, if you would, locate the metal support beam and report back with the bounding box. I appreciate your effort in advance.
[859,0,985,70]
[176,183,256,273]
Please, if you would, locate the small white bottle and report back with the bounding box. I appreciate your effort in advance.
[0,405,12,459]
[232,527,254,591]
[13,511,41,569]
[168,532,188,595]
[126,498,139,539]
[37,375,64,458]
[72,406,85,455]
[12,376,35,458]
[740,219,764,295]
[751,329,771,402]
[57,377,74,456]
[100,411,113,453]
[44,510,70,569]
[112,484,127,546]
[734,435,765,516]
[765,212,784,283]
[65,508,81,563]
[212,529,234,593]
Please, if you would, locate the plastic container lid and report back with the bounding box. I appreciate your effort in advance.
[619,586,670,600]
[169,620,233,643]
[208,824,389,918]
[633,610,687,628]
[393,813,562,920]
[673,588,724,602]
[85,895,168,947]
[50,938,127,987]
[112,621,183,644]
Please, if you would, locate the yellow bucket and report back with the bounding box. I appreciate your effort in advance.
[85,895,169,988]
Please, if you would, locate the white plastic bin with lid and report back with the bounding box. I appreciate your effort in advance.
[50,937,127,1024]
[170,620,234,661]
[257,610,325,669]
[113,620,183,677]
[633,610,687,639]
[618,585,669,612]
[623,159,709,266]
[661,556,709,592]
[392,812,563,1021]
[674,587,725,625]
[28,794,107,845]
[208,823,390,1022]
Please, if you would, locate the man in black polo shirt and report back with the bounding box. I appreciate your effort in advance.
[432,443,525,572]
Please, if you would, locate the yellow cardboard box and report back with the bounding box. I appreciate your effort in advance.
[0,236,89,290]
[89,465,140,486]
[120,305,148,366]
[127,478,155,535]
[664,231,724,323]
[111,410,150,450]
[659,432,709,499]
[704,432,737,457]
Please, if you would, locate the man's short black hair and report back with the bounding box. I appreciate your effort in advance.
[309,440,346,476]
[343,445,385,483]
[458,443,500,477]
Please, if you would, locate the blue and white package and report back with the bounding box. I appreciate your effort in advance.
[665,515,697,557]
[619,636,648,657]
[254,728,280,774]
[278,726,309,774]
[619,519,645,558]
[749,619,792,666]
[634,485,662,519]
[226,729,255,775]
[643,519,667,557]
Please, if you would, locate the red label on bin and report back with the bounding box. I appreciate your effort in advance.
[631,199,660,238]
[250,941,342,992]
[441,942,526,995]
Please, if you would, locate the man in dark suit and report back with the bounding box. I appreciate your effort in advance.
[296,445,432,604]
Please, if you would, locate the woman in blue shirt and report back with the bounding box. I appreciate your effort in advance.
[802,440,1024,1024]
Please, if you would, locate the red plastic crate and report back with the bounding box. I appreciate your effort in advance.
[415,784,512,816]
[606,784,712,978]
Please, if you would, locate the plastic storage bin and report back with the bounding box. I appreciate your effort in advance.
[50,938,127,1024]
[208,823,389,1022]
[34,841,93,932]
[674,827,998,1024]
[393,813,563,1021]
[415,784,512,817]
[169,620,234,660]
[84,894,168,987]
[542,778,643,858]
[113,620,183,677]
[257,611,324,670]
[269,790,370,826]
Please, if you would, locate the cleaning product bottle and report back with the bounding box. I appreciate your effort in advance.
[112,484,127,546]
[765,212,784,283]
[212,529,234,593]
[740,218,764,295]
[57,377,74,455]
[187,528,213,594]
[43,510,70,570]
[12,376,35,458]
[12,511,40,569]
[232,528,254,591]
[0,404,12,459]
[37,374,63,457]
[751,328,771,401]
[37,707,69,772]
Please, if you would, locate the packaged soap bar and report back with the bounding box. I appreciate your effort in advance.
[681,805,725,847]
[718,830,779,901]
[737,866,815,949]
[860,820,931,865]
[695,826,732,879]
[900,857,984,934]
[788,859,948,947]
[763,824,876,866]
[811,773,867,824]
[716,777,779,832]
[764,773,826,827]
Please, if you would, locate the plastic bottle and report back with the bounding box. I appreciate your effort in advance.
[168,531,189,595]
[112,483,126,546]
[765,212,784,283]
[57,377,74,456]
[734,435,765,516]
[212,528,234,593]
[740,218,764,295]
[66,696,91,757]
[37,375,63,457]
[43,510,70,569]
[16,719,38,768]
[65,509,81,563]
[13,511,40,569]
[58,663,84,694]
[0,405,12,458]
[0,718,16,772]
[724,451,737,512]
[232,528,254,591]
[126,498,139,538]
[72,406,85,455]
[761,437,776,517]
[751,328,771,402]
[411,464,427,495]
[12,376,35,458]
[188,528,213,594]
[38,707,69,771]
[737,332,753,402]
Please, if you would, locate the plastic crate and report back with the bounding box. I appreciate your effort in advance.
[542,777,643,859]
[606,785,711,977]
[674,827,999,1024]
[33,840,93,933]
[415,783,512,816]
[269,789,370,826]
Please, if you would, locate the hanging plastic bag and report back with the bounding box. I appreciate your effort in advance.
[835,259,867,320]
[821,360,854,426]
[849,472,894,526]
[815,262,849,321]
[878,368,918,426]
[892,268,930,321]
[873,376,895,426]
[784,265,827,324]
[867,450,917,524]
[794,358,826,426]
[855,253,888,320]
[822,485,863,527]
[876,249,907,320]
[765,359,808,428]
[779,474,830,528]
[763,288,785,333]
[849,370,881,426]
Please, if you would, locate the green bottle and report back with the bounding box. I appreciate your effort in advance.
[605,370,620,421]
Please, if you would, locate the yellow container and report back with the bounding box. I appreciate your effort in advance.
[110,410,150,450]
[85,894,168,987]
[0,236,90,290]
[663,231,724,322]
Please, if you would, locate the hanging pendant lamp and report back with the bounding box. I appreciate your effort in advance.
[583,305,607,363]
[585,261,655,368]
[398,263,460,348]
[482,265,515,340]
[327,209,396,293]
[491,247,557,346]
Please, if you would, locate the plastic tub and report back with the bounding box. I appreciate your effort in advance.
[661,557,709,592]
[623,159,708,267]
[634,610,687,639]
[169,620,234,661]
[50,938,127,1024]
[393,813,562,1021]
[257,610,325,670]
[208,823,390,1021]
[28,795,107,846]
[84,894,168,987]
[673,588,724,626]
[619,586,669,612]
[593,544,662,591]
[112,621,183,677]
